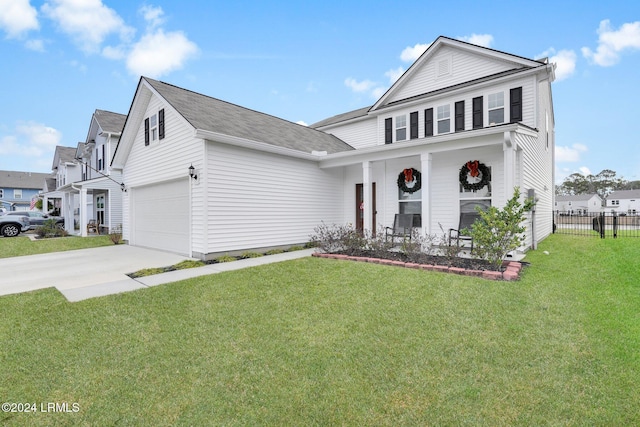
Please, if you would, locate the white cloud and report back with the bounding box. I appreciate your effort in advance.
[344,77,377,93]
[25,39,45,52]
[555,143,588,162]
[384,67,404,84]
[0,121,62,162]
[537,48,577,81]
[400,43,430,62]
[140,4,165,30]
[458,33,494,48]
[296,120,308,126]
[0,0,39,38]
[126,29,198,78]
[42,0,135,54]
[578,166,592,176]
[582,19,640,66]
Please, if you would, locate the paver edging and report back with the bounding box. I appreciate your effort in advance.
[312,252,522,281]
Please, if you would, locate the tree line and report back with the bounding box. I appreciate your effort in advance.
[556,169,640,197]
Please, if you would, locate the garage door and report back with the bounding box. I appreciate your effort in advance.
[132,179,190,255]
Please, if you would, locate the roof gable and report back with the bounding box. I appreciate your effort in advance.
[372,36,547,111]
[94,110,126,135]
[114,78,353,166]
[52,146,78,169]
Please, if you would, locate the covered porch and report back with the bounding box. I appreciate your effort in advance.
[319,124,529,244]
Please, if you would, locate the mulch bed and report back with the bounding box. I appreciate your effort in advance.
[312,250,524,281]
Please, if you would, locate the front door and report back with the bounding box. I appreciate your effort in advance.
[356,183,376,233]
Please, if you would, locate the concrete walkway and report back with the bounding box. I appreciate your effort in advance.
[0,245,315,302]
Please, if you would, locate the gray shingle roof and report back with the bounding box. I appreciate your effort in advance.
[556,194,601,202]
[311,105,371,129]
[55,146,78,164]
[145,78,354,155]
[94,110,126,134]
[0,170,50,189]
[607,189,640,199]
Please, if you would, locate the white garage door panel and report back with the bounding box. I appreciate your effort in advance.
[133,179,190,255]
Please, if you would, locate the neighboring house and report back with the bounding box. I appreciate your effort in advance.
[555,194,603,215]
[43,111,126,235]
[605,189,640,215]
[43,146,82,231]
[113,36,556,259]
[0,170,51,211]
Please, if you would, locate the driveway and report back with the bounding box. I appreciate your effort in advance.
[0,245,191,298]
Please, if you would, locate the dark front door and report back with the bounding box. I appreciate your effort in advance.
[356,183,376,233]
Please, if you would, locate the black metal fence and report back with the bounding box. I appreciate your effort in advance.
[553,212,640,238]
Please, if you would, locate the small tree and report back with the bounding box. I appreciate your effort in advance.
[467,187,533,269]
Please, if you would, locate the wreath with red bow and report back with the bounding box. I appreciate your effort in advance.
[459,160,490,191]
[397,168,422,193]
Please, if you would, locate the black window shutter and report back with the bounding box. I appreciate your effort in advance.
[409,111,419,139]
[385,118,392,144]
[472,96,483,129]
[424,108,433,137]
[159,108,165,139]
[102,144,105,170]
[144,118,150,146]
[455,101,465,132]
[510,87,523,123]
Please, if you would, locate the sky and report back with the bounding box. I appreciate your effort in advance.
[0,0,639,184]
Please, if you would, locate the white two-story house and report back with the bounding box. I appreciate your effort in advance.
[45,110,126,235]
[606,189,640,215]
[113,36,555,259]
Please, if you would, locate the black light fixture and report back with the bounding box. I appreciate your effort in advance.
[189,164,197,180]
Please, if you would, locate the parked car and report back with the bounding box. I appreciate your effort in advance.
[0,213,30,237]
[3,211,64,230]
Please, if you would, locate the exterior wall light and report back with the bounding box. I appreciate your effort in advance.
[189,164,198,180]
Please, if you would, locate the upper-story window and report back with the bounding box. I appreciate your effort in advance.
[0,189,3,198]
[144,108,165,146]
[14,189,22,199]
[488,92,504,125]
[437,104,450,134]
[395,115,406,141]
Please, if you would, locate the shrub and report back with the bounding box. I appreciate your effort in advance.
[216,255,237,263]
[241,251,263,258]
[467,187,533,269]
[35,219,68,238]
[309,222,366,255]
[109,224,123,245]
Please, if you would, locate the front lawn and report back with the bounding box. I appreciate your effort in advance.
[1,234,639,425]
[0,235,113,258]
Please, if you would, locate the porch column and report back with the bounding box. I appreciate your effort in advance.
[503,131,516,200]
[362,161,372,232]
[79,188,88,237]
[63,192,74,234]
[420,153,432,235]
[42,195,48,213]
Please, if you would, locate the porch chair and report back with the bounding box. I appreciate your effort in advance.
[385,213,415,243]
[448,211,482,252]
[87,219,99,235]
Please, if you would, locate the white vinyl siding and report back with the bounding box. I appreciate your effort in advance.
[206,142,344,254]
[388,46,522,104]
[323,118,377,149]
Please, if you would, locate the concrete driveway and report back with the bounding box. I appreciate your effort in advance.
[0,245,191,298]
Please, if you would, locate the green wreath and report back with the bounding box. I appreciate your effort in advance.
[397,168,422,193]
[459,161,490,191]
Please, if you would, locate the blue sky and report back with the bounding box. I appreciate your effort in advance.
[0,0,639,183]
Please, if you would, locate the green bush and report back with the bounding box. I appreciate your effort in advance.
[241,251,263,258]
[467,187,533,269]
[35,218,68,239]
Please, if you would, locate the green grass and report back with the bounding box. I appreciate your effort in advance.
[0,235,113,258]
[1,234,639,425]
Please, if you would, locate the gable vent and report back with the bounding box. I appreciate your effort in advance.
[438,58,450,77]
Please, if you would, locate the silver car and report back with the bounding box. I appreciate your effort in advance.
[3,211,64,230]
[0,213,30,237]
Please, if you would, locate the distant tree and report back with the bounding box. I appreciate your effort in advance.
[557,169,628,197]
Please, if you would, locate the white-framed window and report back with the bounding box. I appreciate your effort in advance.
[488,92,504,125]
[395,115,406,141]
[399,185,421,227]
[437,104,450,134]
[150,113,158,141]
[14,189,22,199]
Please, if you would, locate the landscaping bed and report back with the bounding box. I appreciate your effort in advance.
[313,251,524,280]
